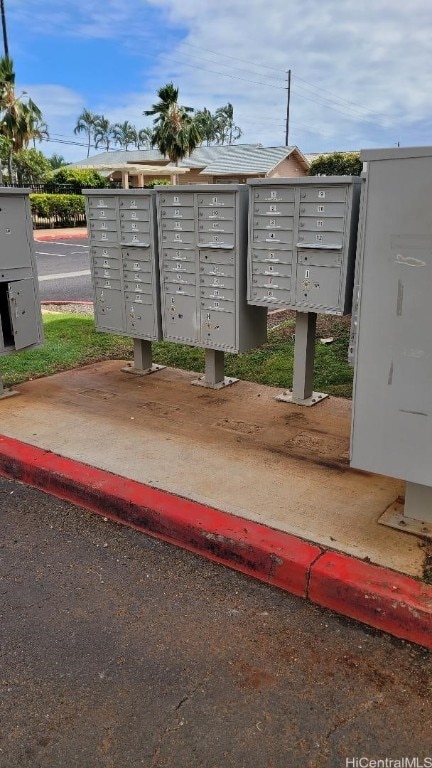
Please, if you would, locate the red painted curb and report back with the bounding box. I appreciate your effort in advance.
[0,435,320,598]
[0,433,431,648]
[34,231,88,241]
[309,552,432,649]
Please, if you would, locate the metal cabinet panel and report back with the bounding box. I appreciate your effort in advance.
[87,197,117,210]
[253,216,294,231]
[200,297,235,313]
[298,216,345,233]
[198,220,235,235]
[297,231,344,248]
[85,189,162,342]
[253,202,295,217]
[252,262,292,278]
[94,288,124,331]
[252,275,291,291]
[90,230,118,245]
[251,249,293,265]
[252,188,295,203]
[201,310,236,348]
[156,184,268,352]
[299,187,347,203]
[7,279,40,350]
[199,249,235,265]
[88,208,117,221]
[161,219,195,232]
[197,193,235,207]
[94,266,121,281]
[161,206,194,219]
[252,229,293,247]
[350,148,432,485]
[251,286,292,305]
[198,208,234,221]
[89,219,117,232]
[295,264,341,309]
[299,202,346,217]
[247,178,360,314]
[119,209,150,222]
[297,249,342,268]
[125,301,156,337]
[118,197,149,210]
[164,293,198,340]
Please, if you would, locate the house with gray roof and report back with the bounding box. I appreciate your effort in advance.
[70,144,310,187]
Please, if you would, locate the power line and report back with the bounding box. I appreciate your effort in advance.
[293,73,387,120]
[160,55,286,90]
[180,42,287,75]
[165,49,286,86]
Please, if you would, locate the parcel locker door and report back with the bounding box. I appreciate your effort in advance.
[7,279,40,350]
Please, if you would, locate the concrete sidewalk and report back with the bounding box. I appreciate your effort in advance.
[0,361,431,648]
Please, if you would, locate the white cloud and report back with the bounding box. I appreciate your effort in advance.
[9,0,432,156]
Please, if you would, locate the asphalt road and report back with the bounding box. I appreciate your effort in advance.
[1,474,431,768]
[34,237,92,302]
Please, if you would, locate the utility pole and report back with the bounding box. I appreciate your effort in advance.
[285,69,291,146]
[0,0,8,58]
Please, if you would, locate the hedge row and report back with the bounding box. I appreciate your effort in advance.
[30,193,86,225]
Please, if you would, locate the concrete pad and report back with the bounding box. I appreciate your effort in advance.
[0,361,422,578]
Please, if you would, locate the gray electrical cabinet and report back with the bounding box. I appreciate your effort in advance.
[351,147,432,495]
[0,188,43,359]
[247,177,361,315]
[84,189,162,343]
[155,185,267,367]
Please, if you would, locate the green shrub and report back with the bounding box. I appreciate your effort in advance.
[145,178,171,189]
[308,152,362,177]
[30,193,86,226]
[45,167,107,194]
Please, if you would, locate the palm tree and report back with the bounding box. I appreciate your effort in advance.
[144,83,201,170]
[93,115,115,152]
[136,127,153,149]
[48,153,66,169]
[214,102,242,145]
[30,115,49,148]
[0,56,43,180]
[112,120,137,151]
[195,107,218,146]
[74,108,97,157]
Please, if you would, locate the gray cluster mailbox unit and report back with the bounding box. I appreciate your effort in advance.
[0,188,43,398]
[247,177,361,404]
[156,184,267,388]
[350,146,432,533]
[84,189,163,374]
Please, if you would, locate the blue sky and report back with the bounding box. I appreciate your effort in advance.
[6,0,432,161]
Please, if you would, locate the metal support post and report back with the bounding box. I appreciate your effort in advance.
[191,348,238,390]
[276,311,328,406]
[379,481,432,540]
[121,339,165,376]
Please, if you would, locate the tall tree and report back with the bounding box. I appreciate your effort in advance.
[144,83,201,169]
[136,127,153,149]
[93,115,115,152]
[74,108,97,157]
[0,56,44,180]
[29,115,49,148]
[48,153,66,169]
[194,107,217,146]
[112,120,137,151]
[214,102,242,145]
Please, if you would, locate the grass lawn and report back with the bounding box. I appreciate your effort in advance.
[0,311,354,398]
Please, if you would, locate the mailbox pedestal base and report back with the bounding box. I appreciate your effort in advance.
[121,339,165,377]
[191,349,238,390]
[379,482,432,541]
[276,311,328,407]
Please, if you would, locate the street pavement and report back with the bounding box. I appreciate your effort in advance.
[34,237,92,302]
[1,475,431,768]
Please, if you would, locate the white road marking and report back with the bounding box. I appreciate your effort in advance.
[36,251,70,256]
[39,270,91,282]
[42,241,89,248]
